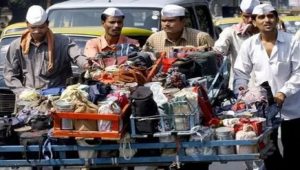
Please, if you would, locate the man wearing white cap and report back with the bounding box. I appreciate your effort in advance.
[142,6,214,170]
[84,7,139,58]
[4,5,89,93]
[234,3,300,169]
[142,4,214,53]
[214,0,260,90]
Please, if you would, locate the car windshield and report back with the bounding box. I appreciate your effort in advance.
[48,8,161,32]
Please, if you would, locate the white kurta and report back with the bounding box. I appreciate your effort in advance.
[234,31,300,120]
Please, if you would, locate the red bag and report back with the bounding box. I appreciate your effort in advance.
[231,101,247,112]
[234,117,264,135]
[193,85,215,126]
[162,57,176,73]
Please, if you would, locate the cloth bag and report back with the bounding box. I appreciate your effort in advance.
[188,51,221,77]
[130,86,159,134]
[117,66,148,85]
[172,57,203,79]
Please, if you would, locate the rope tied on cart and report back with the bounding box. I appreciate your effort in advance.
[168,134,182,169]
[119,133,136,160]
[190,126,205,142]
[42,129,54,160]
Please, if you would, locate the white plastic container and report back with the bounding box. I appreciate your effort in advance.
[215,127,235,155]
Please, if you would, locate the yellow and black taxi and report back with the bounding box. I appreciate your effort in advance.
[214,17,241,30]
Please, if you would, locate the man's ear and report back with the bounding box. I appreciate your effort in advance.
[252,20,256,27]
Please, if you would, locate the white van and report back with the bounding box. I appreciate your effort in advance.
[46,0,217,39]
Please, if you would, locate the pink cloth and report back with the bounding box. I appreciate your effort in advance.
[232,23,252,36]
[238,86,268,106]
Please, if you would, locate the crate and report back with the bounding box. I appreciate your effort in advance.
[52,104,130,140]
[0,88,15,116]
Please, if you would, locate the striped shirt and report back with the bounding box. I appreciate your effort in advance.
[143,27,214,53]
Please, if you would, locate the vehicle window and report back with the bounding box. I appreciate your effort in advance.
[0,37,19,71]
[4,28,27,35]
[184,7,197,29]
[195,5,214,37]
[0,37,19,87]
[48,9,102,27]
[48,8,161,32]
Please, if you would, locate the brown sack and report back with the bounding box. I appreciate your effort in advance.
[73,101,98,131]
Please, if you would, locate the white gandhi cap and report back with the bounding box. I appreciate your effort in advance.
[26,5,47,26]
[161,4,186,17]
[240,0,260,13]
[252,3,275,15]
[102,7,124,16]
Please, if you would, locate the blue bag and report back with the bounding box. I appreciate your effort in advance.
[40,87,65,96]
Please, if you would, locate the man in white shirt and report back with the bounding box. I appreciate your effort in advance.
[214,0,260,90]
[234,4,300,169]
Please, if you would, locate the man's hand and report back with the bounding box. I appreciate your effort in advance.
[274,92,286,107]
[83,63,91,70]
